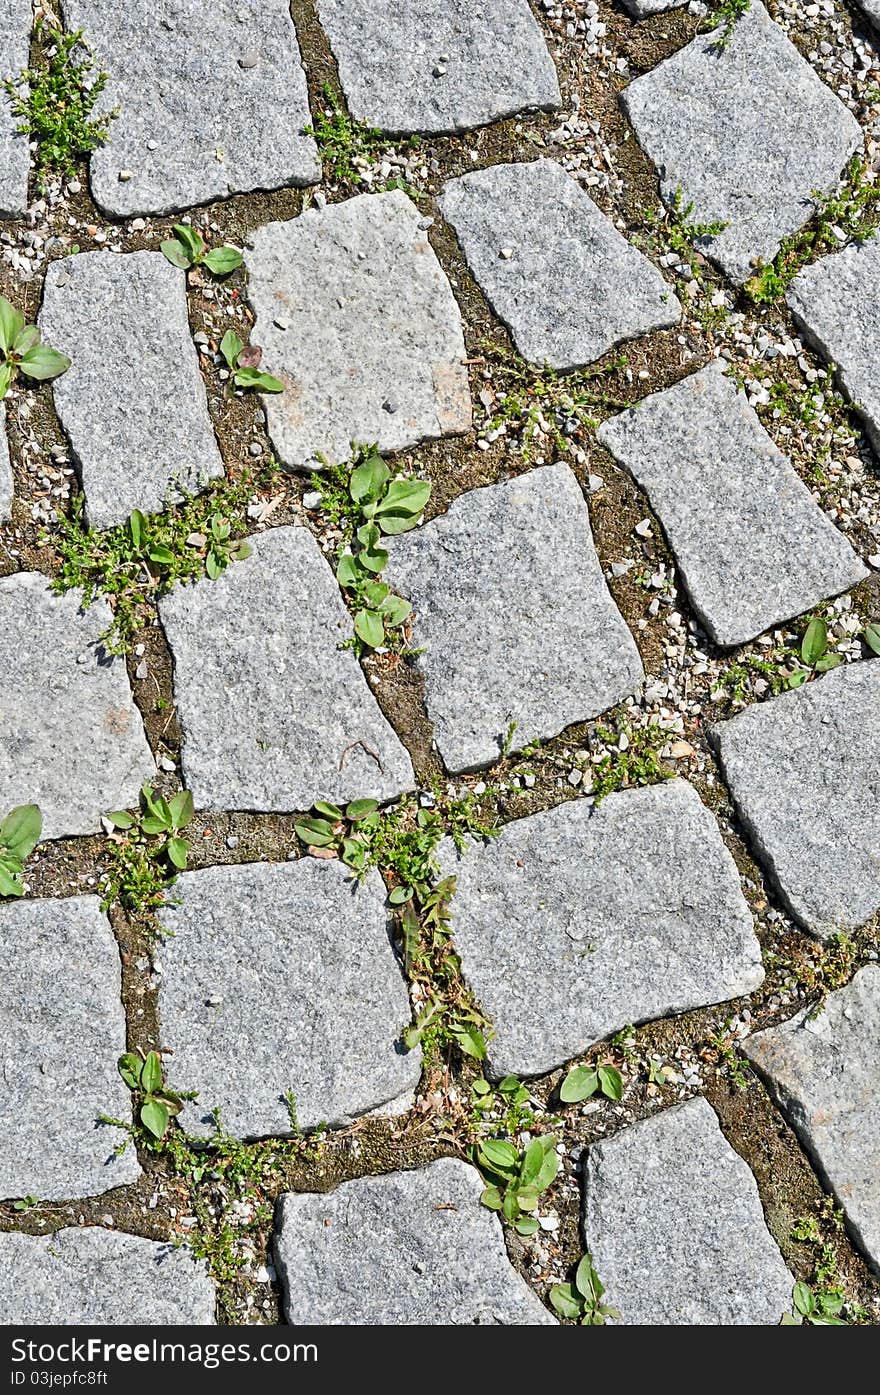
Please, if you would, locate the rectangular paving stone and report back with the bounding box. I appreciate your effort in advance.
[61,0,320,216]
[597,362,867,647]
[0,572,154,840]
[245,191,471,469]
[0,896,141,1201]
[40,250,224,530]
[317,0,561,136]
[384,463,644,772]
[439,779,763,1079]
[786,235,880,457]
[157,859,419,1137]
[0,403,12,521]
[710,660,880,938]
[275,1158,555,1324]
[0,1229,215,1323]
[743,965,880,1274]
[583,1098,794,1324]
[621,2,862,284]
[159,525,414,811]
[440,160,681,370]
[0,1,31,217]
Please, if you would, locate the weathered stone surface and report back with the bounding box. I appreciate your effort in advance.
[787,235,880,456]
[440,780,762,1079]
[583,1097,794,1324]
[622,0,687,15]
[317,0,560,136]
[0,403,12,521]
[622,2,862,284]
[0,1229,215,1323]
[61,0,319,216]
[40,250,223,530]
[856,0,880,30]
[0,573,153,840]
[710,661,880,938]
[157,859,418,1137]
[385,464,643,772]
[275,1157,554,1324]
[159,526,414,811]
[0,896,140,1201]
[440,160,680,369]
[245,192,471,469]
[0,2,31,217]
[597,362,867,646]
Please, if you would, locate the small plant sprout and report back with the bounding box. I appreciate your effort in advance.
[0,804,43,898]
[294,798,382,870]
[219,329,284,393]
[784,1280,846,1326]
[0,296,70,399]
[161,224,244,276]
[788,616,842,688]
[474,1133,559,1237]
[117,1049,186,1140]
[103,784,195,910]
[550,1254,620,1325]
[108,785,194,870]
[559,1062,623,1105]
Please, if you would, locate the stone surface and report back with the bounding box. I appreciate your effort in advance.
[0,1228,215,1323]
[583,1097,794,1324]
[0,896,141,1201]
[440,160,680,369]
[275,1157,554,1324]
[856,0,880,30]
[157,859,418,1137]
[0,2,31,217]
[622,0,687,15]
[317,0,560,136]
[0,572,153,840]
[787,235,880,456]
[0,403,12,521]
[597,362,867,646]
[621,2,862,284]
[743,966,880,1273]
[245,191,471,469]
[440,779,763,1078]
[159,526,414,811]
[40,250,224,529]
[385,464,643,772]
[710,660,880,938]
[61,0,319,216]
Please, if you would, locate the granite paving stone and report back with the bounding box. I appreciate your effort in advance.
[0,1229,215,1323]
[245,191,471,469]
[0,572,153,840]
[743,965,880,1273]
[316,0,560,136]
[621,1,862,284]
[157,859,419,1137]
[597,362,868,646]
[384,463,644,771]
[710,660,880,938]
[583,1097,794,1324]
[159,525,414,811]
[439,779,763,1079]
[440,160,681,369]
[275,1157,555,1324]
[0,403,12,521]
[0,2,32,218]
[61,0,320,217]
[39,250,224,529]
[622,0,687,14]
[0,896,141,1201]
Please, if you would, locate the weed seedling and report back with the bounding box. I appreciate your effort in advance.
[550,1254,619,1324]
[559,1062,624,1104]
[474,1133,559,1236]
[103,785,195,910]
[218,329,283,393]
[305,82,419,187]
[707,0,750,49]
[161,224,243,276]
[0,296,70,399]
[787,615,843,688]
[590,720,672,804]
[117,1049,188,1141]
[0,804,43,898]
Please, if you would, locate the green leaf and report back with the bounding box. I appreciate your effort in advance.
[166,836,189,870]
[336,552,359,587]
[0,296,25,353]
[575,1254,602,1302]
[140,1096,170,1139]
[168,789,194,831]
[160,239,192,269]
[0,362,14,399]
[814,653,843,672]
[18,344,71,381]
[349,454,390,504]
[104,810,134,830]
[0,804,42,860]
[515,1186,540,1212]
[314,801,344,820]
[203,246,244,276]
[514,1216,540,1237]
[141,814,169,836]
[361,580,389,607]
[388,885,412,905]
[598,1065,624,1101]
[354,609,385,648]
[374,478,431,518]
[531,1141,559,1193]
[206,549,223,580]
[559,1065,598,1103]
[864,623,880,656]
[480,1185,503,1211]
[294,817,337,848]
[402,1024,422,1050]
[231,541,252,563]
[501,1190,519,1222]
[801,617,828,666]
[171,223,204,263]
[478,1139,519,1172]
[346,798,379,821]
[787,669,809,688]
[792,1282,814,1317]
[129,509,146,549]
[117,1052,143,1091]
[141,1051,162,1094]
[0,863,23,897]
[379,594,411,626]
[219,329,243,370]
[234,367,284,392]
[451,1024,486,1059]
[148,545,176,566]
[549,1283,582,1320]
[12,325,40,357]
[520,1137,551,1187]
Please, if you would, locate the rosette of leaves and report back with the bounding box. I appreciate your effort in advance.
[294,798,381,870]
[218,329,283,393]
[0,296,70,399]
[106,784,194,871]
[550,1254,620,1325]
[117,1049,185,1140]
[559,1062,623,1105]
[783,1280,846,1326]
[474,1133,559,1237]
[0,804,43,897]
[161,223,244,277]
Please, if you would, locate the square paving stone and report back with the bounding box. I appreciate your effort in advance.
[159,525,414,811]
[0,572,153,840]
[61,0,320,216]
[0,403,12,521]
[245,191,471,469]
[439,779,763,1079]
[597,362,867,647]
[275,1157,554,1324]
[583,1097,794,1324]
[0,2,31,217]
[0,1229,215,1323]
[439,160,681,369]
[710,660,880,938]
[621,1,862,284]
[786,235,880,456]
[156,859,419,1137]
[384,463,644,772]
[0,896,141,1201]
[743,965,880,1274]
[39,250,224,530]
[316,0,560,136]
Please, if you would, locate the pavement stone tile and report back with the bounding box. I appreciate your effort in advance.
[0,2,32,218]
